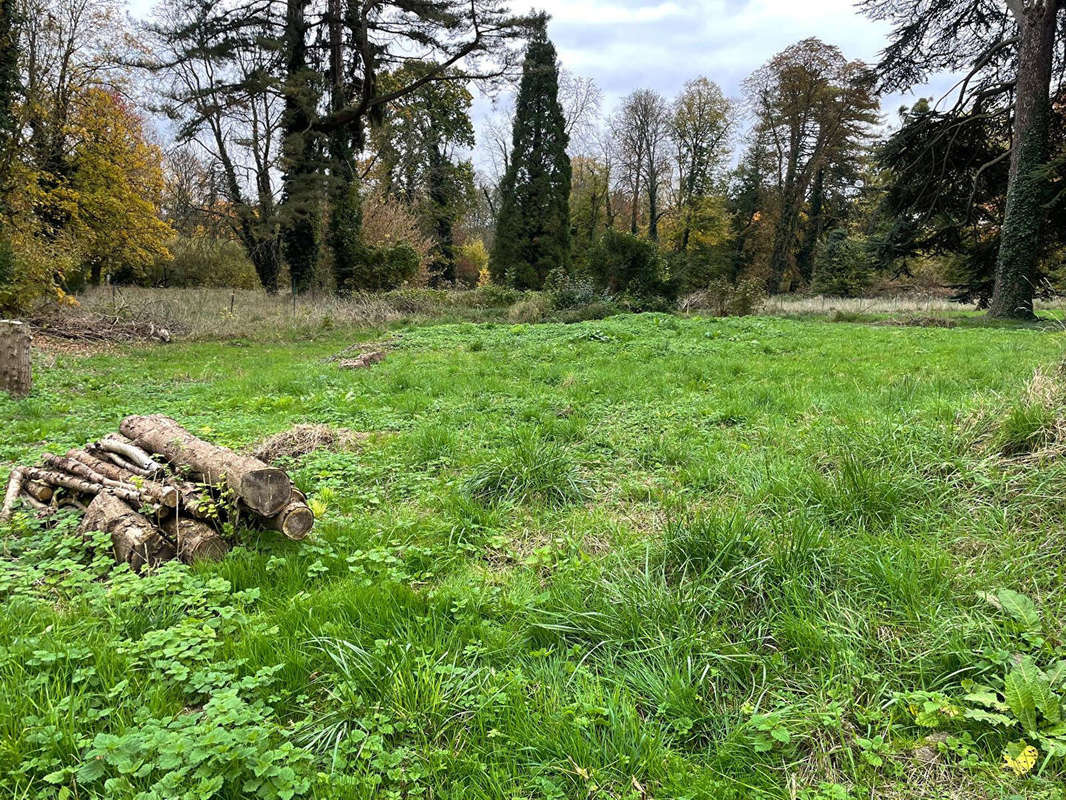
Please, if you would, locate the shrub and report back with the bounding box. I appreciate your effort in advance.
[680,277,766,317]
[146,236,258,289]
[811,229,872,297]
[470,284,523,308]
[360,191,435,283]
[0,225,76,314]
[556,300,621,323]
[587,229,674,300]
[507,294,552,323]
[455,239,489,288]
[338,242,421,294]
[545,269,607,310]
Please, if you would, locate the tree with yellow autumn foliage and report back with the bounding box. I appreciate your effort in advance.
[67,88,172,286]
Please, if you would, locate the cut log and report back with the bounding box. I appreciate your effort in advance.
[0,320,31,398]
[64,449,179,508]
[263,496,314,540]
[81,492,174,571]
[160,515,230,564]
[175,483,213,519]
[95,433,163,476]
[23,479,54,503]
[121,415,291,517]
[1,468,24,523]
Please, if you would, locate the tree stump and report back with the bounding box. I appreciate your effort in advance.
[0,320,31,398]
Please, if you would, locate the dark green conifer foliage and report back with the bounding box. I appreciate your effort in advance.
[491,21,571,289]
[279,0,321,294]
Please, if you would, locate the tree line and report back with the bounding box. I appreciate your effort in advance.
[0,0,1062,320]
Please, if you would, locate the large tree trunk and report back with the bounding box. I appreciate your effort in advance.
[989,0,1061,319]
[0,319,30,398]
[120,415,291,517]
[81,492,175,572]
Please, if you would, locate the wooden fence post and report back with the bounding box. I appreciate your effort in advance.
[0,320,31,398]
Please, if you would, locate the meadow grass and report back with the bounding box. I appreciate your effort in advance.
[2,311,1066,798]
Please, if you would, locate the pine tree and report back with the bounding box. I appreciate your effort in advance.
[491,21,571,289]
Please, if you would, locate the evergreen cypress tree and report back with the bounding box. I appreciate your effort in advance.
[490,20,571,289]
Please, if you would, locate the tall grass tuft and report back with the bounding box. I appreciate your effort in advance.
[464,430,589,506]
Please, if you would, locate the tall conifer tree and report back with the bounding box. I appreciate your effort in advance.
[491,20,571,289]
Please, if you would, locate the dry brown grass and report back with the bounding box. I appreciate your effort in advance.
[71,285,519,341]
[251,424,368,464]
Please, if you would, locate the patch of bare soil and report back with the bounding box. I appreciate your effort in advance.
[251,424,368,464]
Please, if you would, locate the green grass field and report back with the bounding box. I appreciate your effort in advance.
[3,311,1066,799]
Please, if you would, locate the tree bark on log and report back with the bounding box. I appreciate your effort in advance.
[159,514,230,564]
[1,468,23,522]
[81,492,174,572]
[0,320,31,398]
[121,415,291,517]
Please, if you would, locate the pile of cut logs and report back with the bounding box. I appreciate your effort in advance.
[0,415,313,571]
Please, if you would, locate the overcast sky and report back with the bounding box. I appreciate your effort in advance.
[534,0,896,105]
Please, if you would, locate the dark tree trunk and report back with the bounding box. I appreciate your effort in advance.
[647,174,659,242]
[989,1,1060,319]
[768,126,802,292]
[797,166,825,283]
[279,0,320,294]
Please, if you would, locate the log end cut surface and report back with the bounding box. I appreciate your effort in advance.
[241,468,294,517]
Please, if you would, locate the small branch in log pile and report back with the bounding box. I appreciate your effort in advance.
[42,454,177,509]
[64,450,179,508]
[23,479,54,503]
[95,433,164,476]
[1,468,24,522]
[88,445,153,477]
[22,467,158,512]
[20,492,48,510]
